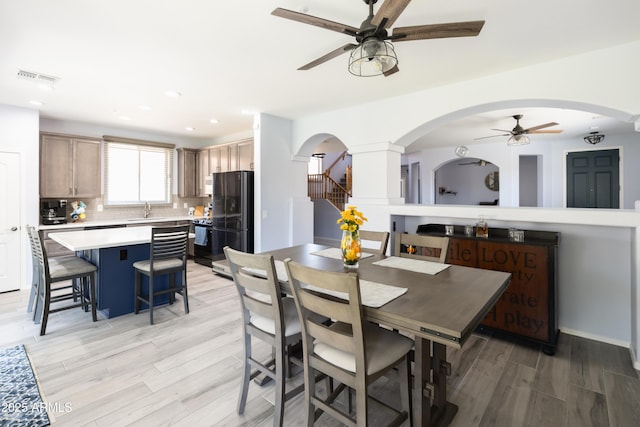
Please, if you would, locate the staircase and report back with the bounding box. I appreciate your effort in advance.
[308,151,352,211]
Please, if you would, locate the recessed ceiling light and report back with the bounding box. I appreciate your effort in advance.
[164,90,182,98]
[210,119,219,124]
[185,127,195,131]
[29,100,44,106]
[138,104,152,110]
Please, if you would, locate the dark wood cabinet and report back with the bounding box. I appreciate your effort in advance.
[417,224,560,354]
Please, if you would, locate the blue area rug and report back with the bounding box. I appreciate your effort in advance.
[0,344,50,427]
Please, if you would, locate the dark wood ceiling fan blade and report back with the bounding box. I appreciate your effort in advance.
[490,128,513,134]
[298,44,357,70]
[372,0,411,29]
[271,8,359,36]
[523,122,559,132]
[392,20,485,41]
[383,64,400,76]
[529,129,564,134]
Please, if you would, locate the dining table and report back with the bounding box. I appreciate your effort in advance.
[254,243,512,427]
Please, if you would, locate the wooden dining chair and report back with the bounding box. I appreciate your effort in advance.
[284,259,413,427]
[133,225,189,325]
[224,246,304,427]
[27,225,98,336]
[394,232,450,263]
[358,229,390,255]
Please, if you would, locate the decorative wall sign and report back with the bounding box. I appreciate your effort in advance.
[485,171,499,191]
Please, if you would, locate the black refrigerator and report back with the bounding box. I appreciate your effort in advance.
[211,170,254,261]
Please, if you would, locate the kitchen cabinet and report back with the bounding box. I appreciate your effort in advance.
[237,139,254,170]
[177,148,197,197]
[209,145,229,173]
[196,149,210,196]
[416,224,560,354]
[195,139,254,196]
[40,133,101,198]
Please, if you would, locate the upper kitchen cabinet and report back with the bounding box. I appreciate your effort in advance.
[177,148,197,197]
[237,139,254,170]
[209,145,229,173]
[40,133,102,198]
[196,149,210,196]
[195,139,254,196]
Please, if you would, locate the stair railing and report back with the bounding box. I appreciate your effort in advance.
[308,150,352,211]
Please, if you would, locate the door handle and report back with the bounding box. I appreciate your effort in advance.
[11,226,18,231]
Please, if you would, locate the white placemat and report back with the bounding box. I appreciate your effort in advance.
[243,261,406,308]
[302,279,407,308]
[372,256,450,275]
[310,247,374,260]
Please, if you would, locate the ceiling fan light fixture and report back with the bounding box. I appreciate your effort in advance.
[507,134,530,146]
[584,131,605,145]
[348,38,397,77]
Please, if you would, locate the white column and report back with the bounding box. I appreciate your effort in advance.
[347,142,405,255]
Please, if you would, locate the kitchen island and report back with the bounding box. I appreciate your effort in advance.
[49,226,178,318]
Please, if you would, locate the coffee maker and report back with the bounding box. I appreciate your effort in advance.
[41,200,68,225]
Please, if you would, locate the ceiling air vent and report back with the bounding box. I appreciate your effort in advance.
[16,69,60,87]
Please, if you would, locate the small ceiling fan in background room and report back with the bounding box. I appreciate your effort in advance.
[272,0,485,77]
[475,114,563,146]
[459,159,492,166]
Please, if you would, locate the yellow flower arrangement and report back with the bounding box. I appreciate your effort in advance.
[337,205,367,233]
[337,206,367,266]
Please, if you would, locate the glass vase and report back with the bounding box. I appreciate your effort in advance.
[340,229,361,269]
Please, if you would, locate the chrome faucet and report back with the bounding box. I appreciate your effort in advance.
[144,202,151,218]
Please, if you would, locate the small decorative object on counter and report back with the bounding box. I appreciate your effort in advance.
[475,216,488,238]
[445,225,454,236]
[337,205,367,268]
[70,200,86,222]
[406,244,416,254]
[465,225,474,237]
[513,230,525,242]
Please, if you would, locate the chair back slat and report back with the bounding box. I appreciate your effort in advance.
[359,229,390,255]
[394,232,450,263]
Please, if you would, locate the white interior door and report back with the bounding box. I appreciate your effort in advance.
[0,152,21,292]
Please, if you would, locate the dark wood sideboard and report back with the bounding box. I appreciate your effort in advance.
[416,224,560,354]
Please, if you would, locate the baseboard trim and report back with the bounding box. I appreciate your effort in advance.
[559,327,629,348]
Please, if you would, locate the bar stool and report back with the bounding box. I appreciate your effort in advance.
[134,225,189,325]
[27,225,98,336]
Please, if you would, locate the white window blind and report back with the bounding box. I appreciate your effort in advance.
[103,136,174,206]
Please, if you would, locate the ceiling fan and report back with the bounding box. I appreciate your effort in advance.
[271,0,485,77]
[475,114,563,145]
[459,159,492,166]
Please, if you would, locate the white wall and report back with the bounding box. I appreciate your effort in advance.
[0,104,40,289]
[254,114,313,252]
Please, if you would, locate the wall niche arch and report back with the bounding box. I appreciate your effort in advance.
[434,157,500,205]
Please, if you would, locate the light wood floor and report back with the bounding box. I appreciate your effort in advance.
[1,260,639,427]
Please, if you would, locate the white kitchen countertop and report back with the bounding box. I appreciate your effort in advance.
[49,226,155,251]
[38,216,196,230]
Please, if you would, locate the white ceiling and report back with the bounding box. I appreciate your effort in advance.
[1,0,639,144]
